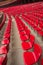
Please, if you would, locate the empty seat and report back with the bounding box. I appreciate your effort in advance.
[22,41,33,50]
[18,27,24,32]
[3,33,10,39]
[0,45,8,54]
[19,31,26,36]
[25,29,30,38]
[1,39,9,45]
[1,39,9,51]
[20,35,29,41]
[23,44,42,65]
[38,31,43,36]
[30,34,35,43]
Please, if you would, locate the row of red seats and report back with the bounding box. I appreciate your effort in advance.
[1,2,43,16]
[0,17,11,65]
[33,12,43,18]
[0,14,6,30]
[15,16,42,65]
[21,14,43,36]
[29,13,43,30]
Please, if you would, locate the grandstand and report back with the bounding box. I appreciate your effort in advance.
[0,0,43,65]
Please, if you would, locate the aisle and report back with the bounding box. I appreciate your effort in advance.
[7,16,24,65]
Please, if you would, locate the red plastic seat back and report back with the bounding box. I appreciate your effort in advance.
[30,35,35,43]
[24,52,35,65]
[34,44,42,60]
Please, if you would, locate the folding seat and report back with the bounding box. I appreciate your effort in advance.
[18,26,24,32]
[24,26,28,31]
[0,45,8,54]
[20,35,29,41]
[34,43,42,60]
[1,39,9,51]
[23,44,42,65]
[39,22,43,29]
[4,31,10,34]
[30,34,35,43]
[21,22,25,27]
[25,29,31,37]
[19,31,26,36]
[0,54,7,65]
[17,24,22,27]
[38,31,43,36]
[31,22,35,28]
[3,33,10,39]
[22,41,33,50]
[18,25,23,29]
[4,28,10,34]
[1,39,9,45]
[35,19,39,26]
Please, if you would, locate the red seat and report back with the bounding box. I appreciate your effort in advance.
[0,54,7,65]
[18,27,24,32]
[20,35,29,41]
[19,31,26,36]
[24,52,36,65]
[34,44,42,60]
[0,45,8,54]
[3,33,10,39]
[38,31,43,36]
[30,35,35,43]
[2,39,9,45]
[25,29,30,37]
[22,41,32,50]
[24,26,28,31]
[24,44,42,65]
[39,22,43,29]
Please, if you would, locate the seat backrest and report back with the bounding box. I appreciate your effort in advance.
[34,44,42,60]
[30,34,35,43]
